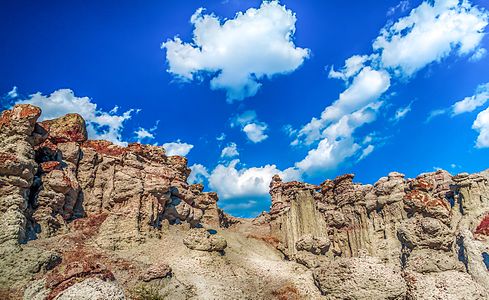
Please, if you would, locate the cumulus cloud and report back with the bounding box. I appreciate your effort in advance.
[292,0,488,176]
[427,82,489,121]
[134,128,154,141]
[208,159,300,199]
[295,137,361,174]
[162,1,310,102]
[328,55,371,82]
[296,67,390,145]
[243,123,268,143]
[438,82,489,148]
[16,89,134,145]
[374,0,488,77]
[188,164,210,184]
[452,83,489,115]
[473,106,489,148]
[162,140,194,156]
[469,47,487,61]
[231,110,269,143]
[134,121,159,142]
[221,142,239,158]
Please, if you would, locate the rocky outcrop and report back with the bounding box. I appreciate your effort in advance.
[139,263,172,282]
[3,104,489,299]
[0,105,223,297]
[183,228,227,252]
[0,105,224,250]
[268,169,489,299]
[312,255,407,299]
[0,104,43,247]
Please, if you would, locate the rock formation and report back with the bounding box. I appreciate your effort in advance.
[1,104,489,299]
[0,105,225,299]
[268,168,489,299]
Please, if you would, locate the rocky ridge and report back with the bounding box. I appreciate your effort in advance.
[1,104,489,299]
[268,169,489,299]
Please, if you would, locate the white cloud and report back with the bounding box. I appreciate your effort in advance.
[134,128,155,141]
[292,0,488,176]
[358,144,375,161]
[7,86,18,99]
[16,89,134,145]
[162,1,310,102]
[282,124,297,137]
[208,159,300,199]
[216,133,226,141]
[188,164,210,184]
[374,0,488,77]
[295,137,361,174]
[328,55,370,81]
[297,67,390,145]
[134,121,158,142]
[426,108,448,122]
[427,82,489,121]
[162,140,194,156]
[231,110,258,127]
[473,106,489,148]
[231,110,269,143]
[220,200,258,211]
[221,142,239,158]
[469,47,487,61]
[452,82,489,115]
[387,0,410,16]
[391,102,413,122]
[243,123,268,143]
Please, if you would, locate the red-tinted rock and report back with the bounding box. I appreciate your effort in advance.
[39,114,87,143]
[40,161,61,173]
[474,215,489,236]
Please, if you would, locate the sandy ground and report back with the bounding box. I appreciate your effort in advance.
[114,223,323,299]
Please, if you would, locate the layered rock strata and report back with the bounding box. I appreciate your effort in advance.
[268,169,489,299]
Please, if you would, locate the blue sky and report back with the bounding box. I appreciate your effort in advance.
[1,0,489,217]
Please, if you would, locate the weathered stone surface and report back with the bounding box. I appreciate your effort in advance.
[295,234,330,255]
[3,108,224,247]
[268,168,489,298]
[55,278,125,300]
[404,270,488,300]
[0,104,42,247]
[312,256,407,299]
[183,228,227,252]
[3,105,489,299]
[38,113,87,143]
[140,263,172,282]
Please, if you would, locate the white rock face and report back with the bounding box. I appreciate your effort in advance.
[55,278,125,300]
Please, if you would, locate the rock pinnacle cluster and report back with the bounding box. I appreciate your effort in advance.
[1,104,489,299]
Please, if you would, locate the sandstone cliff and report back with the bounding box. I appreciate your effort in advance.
[1,104,489,299]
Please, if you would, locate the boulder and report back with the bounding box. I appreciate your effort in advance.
[140,263,172,282]
[183,228,227,252]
